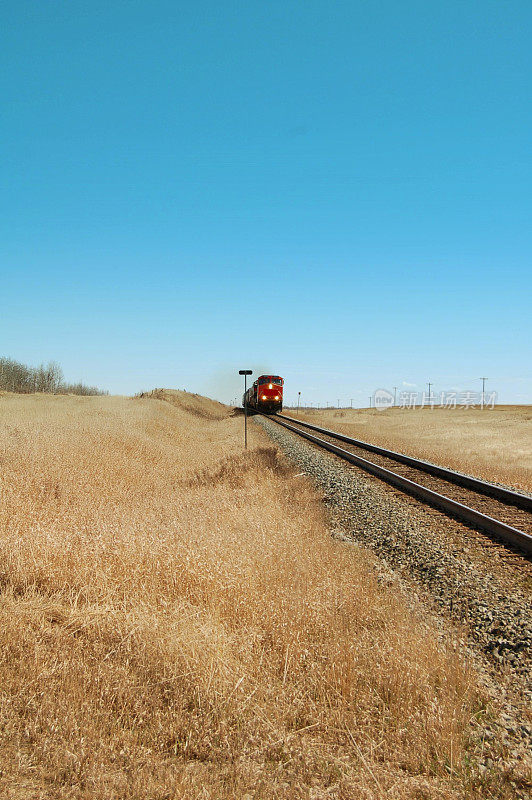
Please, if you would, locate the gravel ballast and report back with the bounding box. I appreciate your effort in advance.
[257,415,532,795]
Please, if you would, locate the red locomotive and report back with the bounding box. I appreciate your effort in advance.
[243,375,283,414]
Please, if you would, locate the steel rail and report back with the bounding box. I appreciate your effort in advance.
[265,414,532,557]
[278,413,532,511]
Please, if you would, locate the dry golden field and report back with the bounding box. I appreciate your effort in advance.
[0,391,503,798]
[285,406,532,494]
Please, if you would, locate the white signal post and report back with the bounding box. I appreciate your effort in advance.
[239,370,252,448]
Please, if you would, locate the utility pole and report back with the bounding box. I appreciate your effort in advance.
[427,381,432,408]
[369,395,372,408]
[350,398,353,409]
[480,377,488,410]
[297,391,301,416]
[337,399,340,408]
[393,386,397,406]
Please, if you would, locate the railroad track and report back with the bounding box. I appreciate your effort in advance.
[263,413,532,558]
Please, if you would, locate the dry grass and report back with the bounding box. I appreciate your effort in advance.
[0,392,496,798]
[288,406,532,494]
[138,388,229,420]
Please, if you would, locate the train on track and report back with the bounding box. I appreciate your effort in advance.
[243,374,283,414]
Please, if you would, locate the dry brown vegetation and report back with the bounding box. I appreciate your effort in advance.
[138,388,229,420]
[287,406,532,494]
[0,392,500,798]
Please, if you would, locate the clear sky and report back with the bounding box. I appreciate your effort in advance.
[2,1,531,405]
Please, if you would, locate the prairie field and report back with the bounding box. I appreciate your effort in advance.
[0,391,500,798]
[285,406,532,493]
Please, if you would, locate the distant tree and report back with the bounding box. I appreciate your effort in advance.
[0,357,33,392]
[0,356,106,395]
[58,380,108,396]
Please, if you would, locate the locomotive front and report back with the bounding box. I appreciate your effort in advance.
[255,375,283,413]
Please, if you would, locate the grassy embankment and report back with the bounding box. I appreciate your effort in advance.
[0,390,503,798]
[283,405,532,494]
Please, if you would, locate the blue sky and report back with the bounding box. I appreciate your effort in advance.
[1,0,531,405]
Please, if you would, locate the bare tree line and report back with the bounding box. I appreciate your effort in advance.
[0,357,107,396]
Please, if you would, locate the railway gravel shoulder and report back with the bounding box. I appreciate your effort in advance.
[256,415,532,792]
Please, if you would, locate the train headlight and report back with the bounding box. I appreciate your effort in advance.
[262,395,267,400]
[269,383,272,389]
[275,395,279,400]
